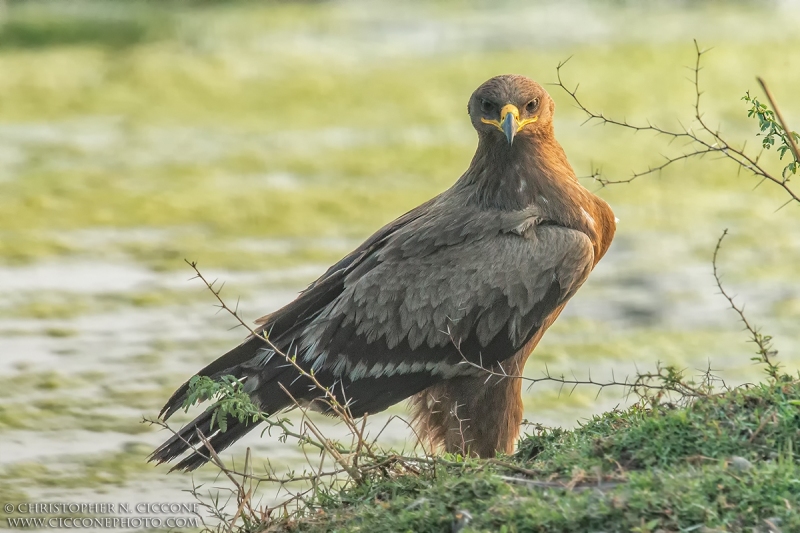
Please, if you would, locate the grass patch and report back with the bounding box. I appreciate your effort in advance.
[0,442,157,490]
[0,1,173,49]
[535,322,744,366]
[295,377,800,532]
[0,370,86,398]
[1,288,219,319]
[0,483,28,505]
[0,370,178,433]
[0,399,152,434]
[43,327,78,338]
[101,382,187,411]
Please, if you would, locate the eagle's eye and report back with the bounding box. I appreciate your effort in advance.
[526,98,540,113]
[480,99,496,115]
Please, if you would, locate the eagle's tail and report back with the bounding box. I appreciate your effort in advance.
[149,335,305,472]
[149,407,259,472]
[157,336,265,422]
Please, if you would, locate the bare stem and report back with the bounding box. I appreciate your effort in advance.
[757,77,800,165]
[711,230,780,378]
[554,41,799,206]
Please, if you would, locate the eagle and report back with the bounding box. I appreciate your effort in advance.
[151,74,616,471]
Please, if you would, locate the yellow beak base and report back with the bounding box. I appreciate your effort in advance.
[481,104,538,145]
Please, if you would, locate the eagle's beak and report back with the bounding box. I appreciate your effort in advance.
[500,105,518,146]
[481,104,538,146]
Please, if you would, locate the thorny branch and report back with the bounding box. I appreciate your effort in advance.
[185,259,361,436]
[456,345,721,407]
[555,40,800,207]
[711,230,781,379]
[153,261,463,530]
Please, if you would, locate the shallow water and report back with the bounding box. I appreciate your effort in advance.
[1,0,799,530]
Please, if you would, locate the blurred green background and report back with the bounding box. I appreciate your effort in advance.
[1,0,799,518]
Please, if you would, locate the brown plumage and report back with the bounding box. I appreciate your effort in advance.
[151,74,615,470]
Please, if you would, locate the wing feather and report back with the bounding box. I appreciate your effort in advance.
[287,212,593,414]
[233,203,594,418]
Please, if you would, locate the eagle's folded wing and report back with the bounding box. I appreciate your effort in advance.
[251,208,595,416]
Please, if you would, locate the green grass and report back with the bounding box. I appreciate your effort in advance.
[292,376,800,532]
[0,442,160,491]
[0,370,180,433]
[0,398,153,434]
[1,288,215,319]
[0,1,173,50]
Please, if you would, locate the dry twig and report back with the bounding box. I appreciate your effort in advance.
[554,41,799,207]
[757,77,800,165]
[711,229,780,378]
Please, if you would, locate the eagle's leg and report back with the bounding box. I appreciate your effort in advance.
[410,351,529,458]
[410,311,563,458]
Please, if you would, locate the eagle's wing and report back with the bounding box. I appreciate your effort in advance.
[276,205,594,416]
[153,202,593,471]
[157,197,437,420]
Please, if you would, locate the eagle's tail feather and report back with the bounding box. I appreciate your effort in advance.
[151,337,332,472]
[158,336,264,421]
